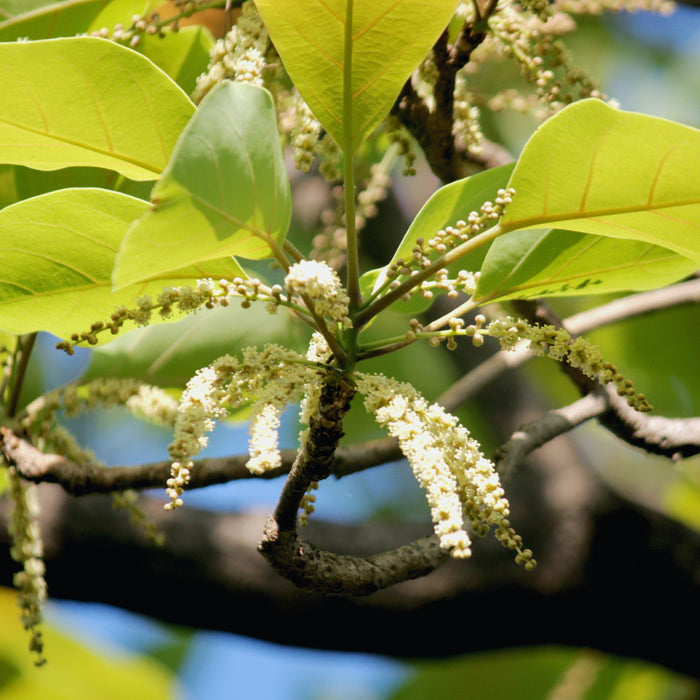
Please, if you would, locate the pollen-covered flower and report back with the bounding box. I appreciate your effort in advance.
[355,372,533,566]
[166,344,323,508]
[285,260,352,328]
[192,0,268,102]
[486,316,651,412]
[6,468,47,666]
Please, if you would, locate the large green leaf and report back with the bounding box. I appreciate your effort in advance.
[501,99,700,263]
[0,188,245,339]
[0,0,109,39]
[474,229,698,303]
[0,37,194,180]
[360,164,513,314]
[256,0,459,152]
[113,81,291,290]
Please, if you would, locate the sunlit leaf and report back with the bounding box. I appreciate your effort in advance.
[0,188,245,339]
[0,37,194,180]
[113,81,291,289]
[360,164,513,314]
[138,25,214,95]
[0,587,173,699]
[256,0,459,152]
[501,99,700,263]
[0,0,109,40]
[474,229,697,302]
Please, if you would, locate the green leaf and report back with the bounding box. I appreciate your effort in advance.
[0,0,109,39]
[360,164,514,314]
[0,188,245,339]
[474,229,698,303]
[501,99,700,263]
[0,587,173,699]
[0,0,59,19]
[138,25,214,95]
[113,81,291,290]
[87,0,159,34]
[0,37,194,180]
[393,647,697,700]
[256,0,459,152]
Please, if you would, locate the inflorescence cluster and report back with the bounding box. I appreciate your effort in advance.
[6,468,47,667]
[375,188,515,305]
[162,333,535,567]
[415,314,652,412]
[357,372,535,567]
[192,0,269,102]
[165,344,325,509]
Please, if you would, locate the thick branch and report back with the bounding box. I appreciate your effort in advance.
[0,427,402,496]
[1,462,698,677]
[511,295,700,459]
[495,391,611,477]
[391,22,491,182]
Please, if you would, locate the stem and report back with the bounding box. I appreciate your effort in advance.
[356,339,415,361]
[343,0,361,311]
[282,239,306,263]
[420,297,481,333]
[356,223,504,328]
[6,333,37,418]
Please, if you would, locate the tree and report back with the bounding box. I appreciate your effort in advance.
[1,0,699,694]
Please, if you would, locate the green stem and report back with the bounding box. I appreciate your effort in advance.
[355,223,504,328]
[6,333,37,418]
[420,298,481,333]
[343,0,361,312]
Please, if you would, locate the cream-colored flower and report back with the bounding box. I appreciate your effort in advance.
[356,372,531,565]
[285,260,352,328]
[6,468,47,666]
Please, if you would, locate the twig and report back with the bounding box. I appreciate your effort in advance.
[495,391,611,479]
[511,288,700,459]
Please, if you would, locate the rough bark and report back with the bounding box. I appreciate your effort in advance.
[1,441,698,678]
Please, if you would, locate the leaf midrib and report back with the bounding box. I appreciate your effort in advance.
[0,115,163,176]
[503,196,700,233]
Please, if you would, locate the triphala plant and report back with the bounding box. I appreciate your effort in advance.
[1,0,698,667]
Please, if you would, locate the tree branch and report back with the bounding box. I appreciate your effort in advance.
[5,279,699,497]
[511,292,700,459]
[2,461,698,677]
[391,21,492,182]
[494,390,611,478]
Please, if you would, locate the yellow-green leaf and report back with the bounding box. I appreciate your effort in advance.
[501,99,700,263]
[0,37,194,180]
[256,0,459,152]
[474,229,698,303]
[0,188,245,339]
[113,82,290,290]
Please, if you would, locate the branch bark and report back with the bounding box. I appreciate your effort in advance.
[1,456,698,678]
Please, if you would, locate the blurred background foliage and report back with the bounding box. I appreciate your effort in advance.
[1,2,700,698]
